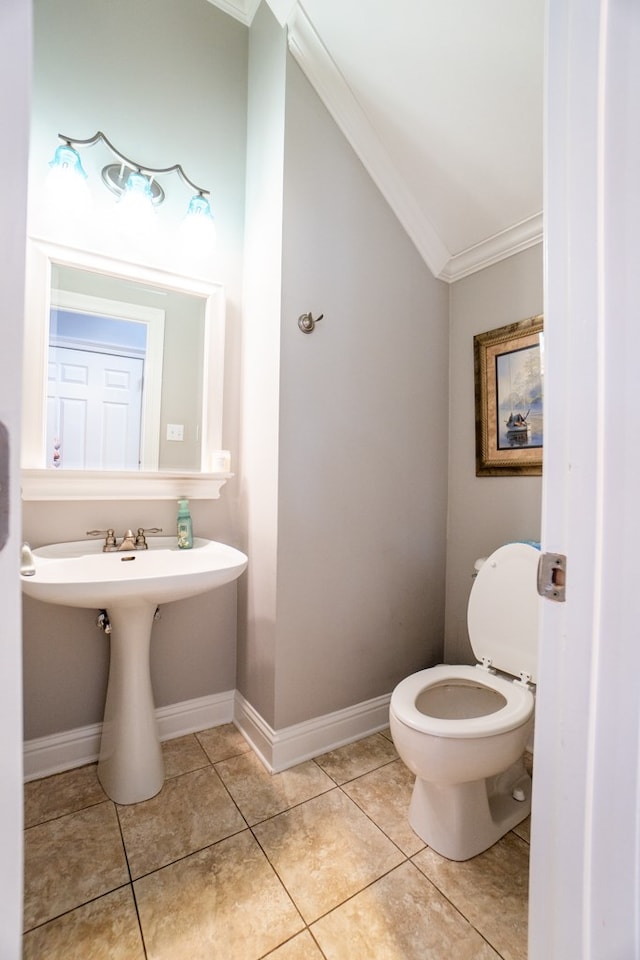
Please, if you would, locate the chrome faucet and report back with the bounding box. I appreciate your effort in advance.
[20,542,36,576]
[117,529,137,551]
[87,527,163,551]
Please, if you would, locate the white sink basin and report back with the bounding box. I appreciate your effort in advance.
[21,536,247,805]
[21,537,248,609]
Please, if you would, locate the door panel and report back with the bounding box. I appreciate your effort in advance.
[0,1,29,954]
[530,1,640,957]
[47,346,143,469]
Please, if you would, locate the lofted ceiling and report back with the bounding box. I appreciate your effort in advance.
[209,0,544,282]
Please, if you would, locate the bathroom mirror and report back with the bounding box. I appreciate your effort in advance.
[22,239,226,500]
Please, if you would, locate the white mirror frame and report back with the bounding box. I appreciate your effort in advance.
[22,238,228,500]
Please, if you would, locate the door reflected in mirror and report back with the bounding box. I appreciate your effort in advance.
[49,265,204,472]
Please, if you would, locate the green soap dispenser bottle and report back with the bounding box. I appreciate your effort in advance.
[177,497,193,549]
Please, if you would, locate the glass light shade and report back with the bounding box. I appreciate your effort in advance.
[123,170,154,202]
[48,143,88,179]
[44,144,91,231]
[116,170,156,236]
[178,192,216,263]
[186,193,213,220]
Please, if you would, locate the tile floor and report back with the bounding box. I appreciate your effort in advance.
[23,726,530,960]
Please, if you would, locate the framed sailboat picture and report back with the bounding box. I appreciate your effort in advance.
[474,315,543,476]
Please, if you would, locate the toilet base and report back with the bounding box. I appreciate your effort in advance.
[408,756,531,861]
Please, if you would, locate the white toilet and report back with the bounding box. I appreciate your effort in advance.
[389,541,540,861]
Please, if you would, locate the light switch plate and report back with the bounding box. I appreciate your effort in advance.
[166,423,184,442]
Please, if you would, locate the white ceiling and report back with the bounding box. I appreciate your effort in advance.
[209,0,544,282]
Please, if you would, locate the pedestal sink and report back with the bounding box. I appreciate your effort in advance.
[21,537,248,804]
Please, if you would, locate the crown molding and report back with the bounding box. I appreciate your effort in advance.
[209,0,542,283]
[205,0,260,26]
[265,0,297,27]
[287,6,451,279]
[440,213,544,282]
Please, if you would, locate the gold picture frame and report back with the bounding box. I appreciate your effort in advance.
[474,315,543,476]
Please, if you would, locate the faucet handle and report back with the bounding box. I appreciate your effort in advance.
[135,527,163,549]
[86,529,117,549]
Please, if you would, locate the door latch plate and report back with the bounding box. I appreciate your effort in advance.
[537,551,567,602]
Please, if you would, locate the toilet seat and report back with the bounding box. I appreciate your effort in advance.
[467,542,540,682]
[389,664,534,739]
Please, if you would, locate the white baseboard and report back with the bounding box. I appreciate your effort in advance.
[24,722,104,783]
[24,689,392,781]
[234,691,392,773]
[157,691,234,741]
[23,691,235,782]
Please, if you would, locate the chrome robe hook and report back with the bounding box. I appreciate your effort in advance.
[298,311,324,334]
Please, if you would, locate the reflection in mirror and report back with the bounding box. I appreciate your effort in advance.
[49,266,204,472]
[22,241,226,498]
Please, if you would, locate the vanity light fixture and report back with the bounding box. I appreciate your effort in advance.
[48,131,215,232]
[49,142,88,180]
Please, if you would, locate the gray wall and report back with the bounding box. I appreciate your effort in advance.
[444,244,543,664]
[235,1,288,725]
[235,9,449,731]
[24,0,542,744]
[24,0,248,739]
[274,60,450,727]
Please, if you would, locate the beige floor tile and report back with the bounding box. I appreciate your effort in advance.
[512,815,531,843]
[216,750,335,825]
[134,829,304,960]
[311,861,501,960]
[161,733,210,779]
[314,733,398,784]
[24,801,129,930]
[253,788,404,923]
[117,765,246,879]
[342,758,425,856]
[23,886,145,960]
[23,730,533,959]
[413,832,529,960]
[196,722,251,763]
[265,930,326,959]
[24,764,107,827]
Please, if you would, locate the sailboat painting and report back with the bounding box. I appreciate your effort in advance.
[496,343,543,450]
[474,315,543,476]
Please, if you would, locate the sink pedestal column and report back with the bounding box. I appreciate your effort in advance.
[98,601,164,804]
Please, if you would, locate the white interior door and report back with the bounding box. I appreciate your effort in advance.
[529,1,640,956]
[0,1,29,956]
[47,346,143,470]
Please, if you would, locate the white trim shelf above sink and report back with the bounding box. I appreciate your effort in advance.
[21,469,233,501]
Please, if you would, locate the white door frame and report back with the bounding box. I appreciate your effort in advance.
[0,1,29,957]
[51,290,165,470]
[530,1,640,956]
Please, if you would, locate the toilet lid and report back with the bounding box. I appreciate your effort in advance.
[467,542,540,682]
